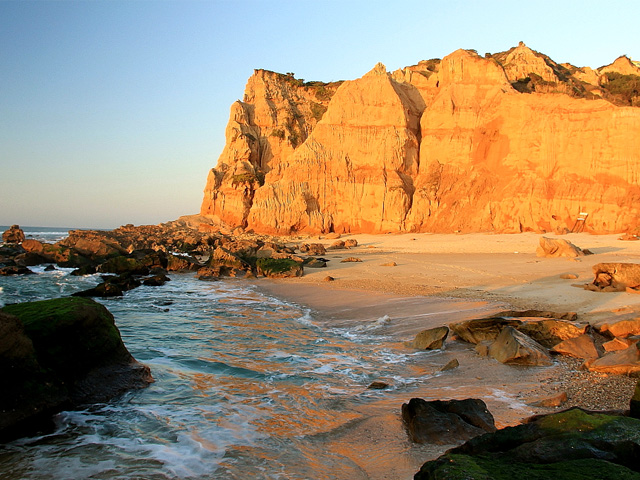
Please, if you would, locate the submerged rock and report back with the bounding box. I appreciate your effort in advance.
[0,297,152,441]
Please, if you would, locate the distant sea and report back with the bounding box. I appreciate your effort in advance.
[1,226,81,244]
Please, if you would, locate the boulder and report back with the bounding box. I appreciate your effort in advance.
[344,239,358,248]
[299,243,326,255]
[599,317,640,338]
[142,273,171,286]
[2,225,25,244]
[167,254,199,271]
[550,334,599,360]
[256,258,303,278]
[0,298,152,441]
[21,239,44,254]
[528,391,568,408]
[402,398,496,445]
[0,265,34,276]
[14,252,50,266]
[591,263,640,290]
[488,326,553,366]
[603,337,637,352]
[440,358,459,371]
[367,381,389,390]
[536,237,587,258]
[450,317,522,344]
[304,257,327,268]
[329,240,347,250]
[582,343,640,375]
[415,408,640,479]
[97,254,150,275]
[410,326,449,350]
[517,318,587,348]
[631,380,640,419]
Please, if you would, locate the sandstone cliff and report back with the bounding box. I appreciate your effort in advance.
[201,43,640,234]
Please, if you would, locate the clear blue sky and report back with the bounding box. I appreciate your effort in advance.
[1,0,638,228]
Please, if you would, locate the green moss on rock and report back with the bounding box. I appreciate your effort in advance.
[2,297,129,377]
[256,258,303,278]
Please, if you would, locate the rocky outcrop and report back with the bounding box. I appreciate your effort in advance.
[201,43,640,235]
[1,225,25,244]
[0,297,152,441]
[415,408,640,479]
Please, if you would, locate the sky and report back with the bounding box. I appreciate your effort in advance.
[1,0,638,229]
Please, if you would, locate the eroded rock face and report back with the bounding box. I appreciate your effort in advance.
[201,43,640,234]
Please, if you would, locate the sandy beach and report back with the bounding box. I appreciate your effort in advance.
[254,231,640,447]
[251,232,640,477]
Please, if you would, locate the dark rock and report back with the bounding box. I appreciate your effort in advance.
[73,282,124,297]
[142,273,171,286]
[44,264,56,271]
[631,380,640,419]
[0,297,152,441]
[304,257,327,268]
[70,264,97,276]
[14,252,50,266]
[97,255,150,275]
[402,398,496,445]
[2,225,25,244]
[0,265,34,276]
[414,408,640,479]
[367,381,389,390]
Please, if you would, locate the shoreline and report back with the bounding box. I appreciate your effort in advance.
[254,231,640,418]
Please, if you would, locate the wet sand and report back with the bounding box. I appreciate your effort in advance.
[253,232,640,479]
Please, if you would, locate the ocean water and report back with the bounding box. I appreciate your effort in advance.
[0,227,543,479]
[0,261,471,479]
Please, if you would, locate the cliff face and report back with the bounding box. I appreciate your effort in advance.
[201,43,640,234]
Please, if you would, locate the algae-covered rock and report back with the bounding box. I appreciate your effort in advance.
[415,408,640,479]
[256,258,303,278]
[0,297,152,441]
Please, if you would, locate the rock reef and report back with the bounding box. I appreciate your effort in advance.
[201,43,640,235]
